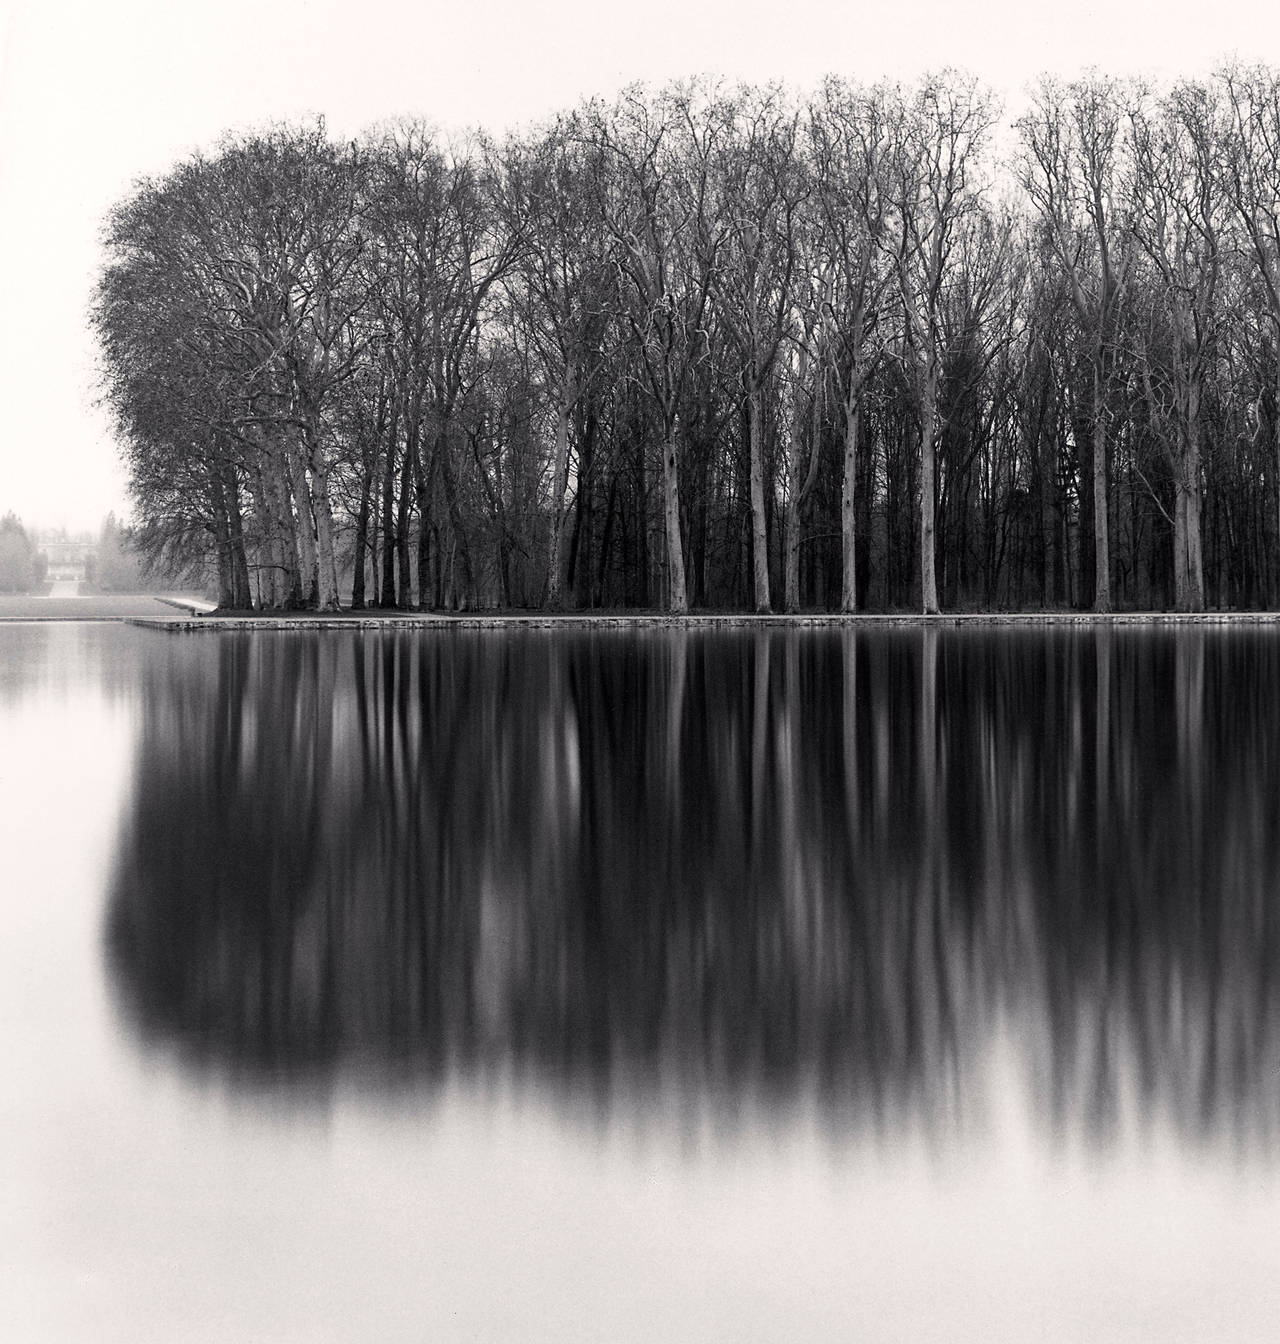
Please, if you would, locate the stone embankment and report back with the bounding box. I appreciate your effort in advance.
[127,610,1280,632]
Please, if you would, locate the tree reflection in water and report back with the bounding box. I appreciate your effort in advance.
[106,628,1280,1148]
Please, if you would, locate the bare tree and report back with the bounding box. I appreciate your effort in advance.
[889,72,997,613]
[709,84,805,612]
[809,78,898,612]
[504,119,617,608]
[1017,75,1139,612]
[1128,82,1229,610]
[586,85,723,613]
[1221,63,1280,585]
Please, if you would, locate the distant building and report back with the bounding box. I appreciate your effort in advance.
[38,539,96,582]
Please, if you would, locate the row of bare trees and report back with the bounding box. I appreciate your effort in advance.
[94,67,1280,612]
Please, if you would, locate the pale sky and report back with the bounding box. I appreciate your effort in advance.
[0,0,1276,534]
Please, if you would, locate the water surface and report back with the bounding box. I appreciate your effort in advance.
[4,623,1280,1341]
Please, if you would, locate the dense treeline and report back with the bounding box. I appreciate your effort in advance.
[94,67,1280,612]
[0,515,42,593]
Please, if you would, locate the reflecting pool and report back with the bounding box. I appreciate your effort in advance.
[4,623,1280,1341]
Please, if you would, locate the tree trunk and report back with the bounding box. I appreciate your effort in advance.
[437,427,477,609]
[783,346,815,615]
[396,430,413,606]
[404,402,428,608]
[748,378,770,613]
[1185,376,1205,611]
[380,418,398,608]
[308,461,341,611]
[223,469,253,610]
[247,463,280,609]
[1274,345,1280,606]
[414,440,431,610]
[266,443,301,608]
[1092,361,1111,613]
[662,420,688,615]
[596,476,617,608]
[376,403,397,610]
[286,436,318,608]
[783,461,802,614]
[209,473,234,610]
[1040,434,1057,607]
[351,468,371,610]
[920,371,940,615]
[1173,485,1191,611]
[841,401,860,614]
[211,518,234,610]
[546,375,575,609]
[572,404,597,607]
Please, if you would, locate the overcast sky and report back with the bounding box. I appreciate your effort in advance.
[0,0,1276,533]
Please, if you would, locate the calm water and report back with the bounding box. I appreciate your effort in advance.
[4,622,1280,1341]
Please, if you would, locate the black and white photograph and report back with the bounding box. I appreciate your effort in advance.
[4,0,1280,1338]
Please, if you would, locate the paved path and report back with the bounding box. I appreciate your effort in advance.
[0,593,214,621]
